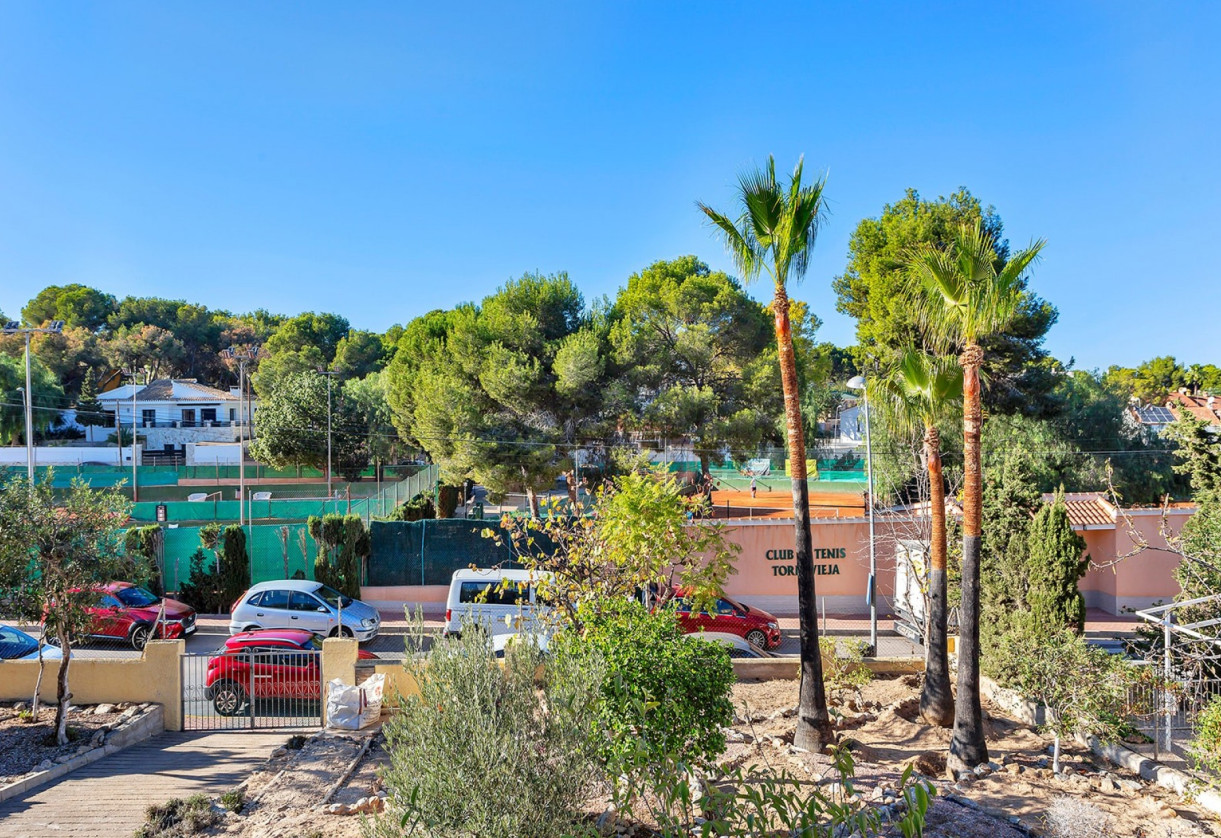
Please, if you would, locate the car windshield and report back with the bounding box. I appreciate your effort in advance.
[115,586,160,608]
[315,585,352,609]
[0,626,38,660]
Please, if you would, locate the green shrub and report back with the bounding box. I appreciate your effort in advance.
[372,627,600,838]
[176,549,224,614]
[391,492,435,521]
[308,514,367,599]
[554,599,734,771]
[819,637,874,704]
[135,794,219,838]
[1190,695,1221,777]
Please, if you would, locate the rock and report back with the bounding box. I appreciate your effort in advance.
[120,707,139,720]
[1118,778,1142,792]
[90,730,105,748]
[94,704,115,715]
[1004,763,1024,775]
[270,746,288,759]
[1035,756,1050,769]
[984,761,1000,772]
[906,750,945,778]
[75,745,90,756]
[973,764,991,777]
[956,771,975,784]
[13,702,28,712]
[1061,765,1076,776]
[54,754,73,764]
[1098,776,1118,792]
[34,759,52,772]
[782,705,798,718]
[327,803,350,815]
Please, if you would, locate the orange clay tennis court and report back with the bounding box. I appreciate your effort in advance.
[708,488,866,519]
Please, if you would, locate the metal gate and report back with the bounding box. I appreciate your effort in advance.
[181,649,324,731]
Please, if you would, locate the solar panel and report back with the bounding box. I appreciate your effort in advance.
[1137,406,1175,423]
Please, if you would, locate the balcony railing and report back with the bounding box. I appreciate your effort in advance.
[126,419,253,429]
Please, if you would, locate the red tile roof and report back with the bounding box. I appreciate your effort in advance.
[1041,492,1117,529]
[1166,392,1221,425]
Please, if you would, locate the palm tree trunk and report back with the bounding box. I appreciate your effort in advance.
[773,287,832,751]
[949,344,988,772]
[919,424,954,726]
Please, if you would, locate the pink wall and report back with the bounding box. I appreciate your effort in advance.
[361,506,1196,618]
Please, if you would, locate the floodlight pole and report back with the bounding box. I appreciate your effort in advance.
[848,375,878,656]
[223,345,262,528]
[318,369,339,500]
[2,320,64,485]
[122,368,140,500]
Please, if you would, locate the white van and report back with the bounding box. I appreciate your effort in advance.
[443,568,551,638]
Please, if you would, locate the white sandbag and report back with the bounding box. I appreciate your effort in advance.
[326,673,385,730]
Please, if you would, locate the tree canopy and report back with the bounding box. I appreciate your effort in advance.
[833,188,1059,414]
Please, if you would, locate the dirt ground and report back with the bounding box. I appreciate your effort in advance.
[732,676,1220,837]
[178,675,1221,838]
[0,701,138,784]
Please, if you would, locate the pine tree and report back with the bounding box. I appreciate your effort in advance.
[1026,491,1089,634]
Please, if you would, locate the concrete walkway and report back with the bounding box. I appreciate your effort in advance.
[0,730,286,838]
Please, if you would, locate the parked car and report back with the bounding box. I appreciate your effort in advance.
[684,630,777,658]
[491,631,551,659]
[228,580,380,641]
[0,625,63,661]
[46,582,196,651]
[667,587,782,650]
[204,628,378,716]
[443,568,552,639]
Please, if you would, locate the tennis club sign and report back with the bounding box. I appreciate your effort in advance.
[765,547,846,576]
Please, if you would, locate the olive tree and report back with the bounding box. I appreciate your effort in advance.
[0,475,142,744]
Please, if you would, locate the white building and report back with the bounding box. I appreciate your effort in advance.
[88,379,257,460]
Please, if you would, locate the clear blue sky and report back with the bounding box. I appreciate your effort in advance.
[1,3,1217,371]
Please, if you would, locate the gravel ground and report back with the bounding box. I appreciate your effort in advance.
[0,701,135,784]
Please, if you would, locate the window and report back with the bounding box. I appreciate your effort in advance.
[181,409,196,427]
[200,408,217,424]
[715,599,738,616]
[0,626,37,660]
[289,591,324,612]
[141,409,156,427]
[257,590,290,610]
[459,581,527,606]
[315,585,352,609]
[115,586,160,608]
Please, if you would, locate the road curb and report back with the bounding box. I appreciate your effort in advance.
[0,704,164,804]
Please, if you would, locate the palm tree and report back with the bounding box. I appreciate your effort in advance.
[875,349,962,727]
[909,221,1044,771]
[699,156,833,749]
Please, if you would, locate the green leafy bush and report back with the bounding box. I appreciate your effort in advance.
[391,492,435,521]
[554,599,734,771]
[373,626,600,838]
[1190,694,1221,777]
[307,514,367,599]
[819,637,874,704]
[175,549,223,614]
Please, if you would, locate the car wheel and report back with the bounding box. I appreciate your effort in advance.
[211,681,247,716]
[242,625,260,634]
[745,629,768,649]
[329,626,354,638]
[130,624,152,651]
[43,631,78,648]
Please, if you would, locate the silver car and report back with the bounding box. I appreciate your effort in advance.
[228,580,380,641]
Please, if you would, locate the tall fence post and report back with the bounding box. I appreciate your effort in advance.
[1163,610,1174,756]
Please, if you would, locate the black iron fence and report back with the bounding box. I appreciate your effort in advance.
[181,649,324,731]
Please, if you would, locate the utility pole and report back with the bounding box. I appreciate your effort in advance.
[222,345,262,528]
[848,375,877,656]
[121,369,140,500]
[2,319,64,484]
[318,368,340,500]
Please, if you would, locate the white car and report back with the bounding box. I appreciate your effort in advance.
[0,625,63,661]
[228,580,381,641]
[684,630,777,659]
[443,568,552,639]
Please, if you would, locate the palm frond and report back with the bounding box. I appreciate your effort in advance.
[698,155,827,291]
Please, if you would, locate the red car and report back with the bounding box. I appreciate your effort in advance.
[668,587,783,650]
[205,629,378,716]
[49,582,197,650]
